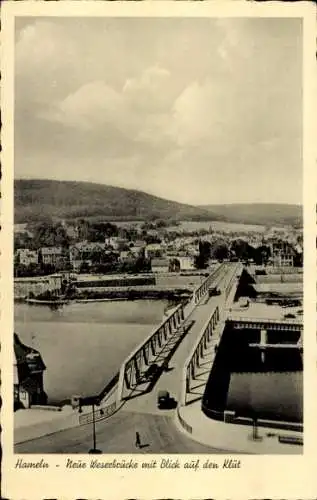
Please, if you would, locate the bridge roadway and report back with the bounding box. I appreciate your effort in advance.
[15,264,240,454]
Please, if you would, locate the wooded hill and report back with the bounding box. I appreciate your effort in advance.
[15,179,302,227]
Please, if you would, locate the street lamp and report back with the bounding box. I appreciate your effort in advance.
[89,402,100,454]
[79,396,102,454]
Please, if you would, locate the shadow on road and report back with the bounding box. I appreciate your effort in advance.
[123,320,195,402]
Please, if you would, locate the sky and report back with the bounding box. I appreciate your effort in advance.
[14,16,303,205]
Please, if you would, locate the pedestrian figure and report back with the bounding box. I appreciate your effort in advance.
[135,431,141,448]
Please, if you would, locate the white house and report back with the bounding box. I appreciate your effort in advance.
[15,249,38,266]
[151,258,169,273]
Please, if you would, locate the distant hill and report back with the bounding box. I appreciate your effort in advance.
[199,203,302,227]
[14,179,222,224]
[14,180,302,227]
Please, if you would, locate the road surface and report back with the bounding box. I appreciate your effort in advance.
[15,410,225,454]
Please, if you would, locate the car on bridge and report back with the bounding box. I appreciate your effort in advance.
[208,287,221,297]
[157,390,173,409]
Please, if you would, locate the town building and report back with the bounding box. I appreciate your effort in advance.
[40,247,65,266]
[105,237,129,251]
[69,242,106,270]
[145,243,163,259]
[14,333,47,410]
[151,258,170,273]
[270,241,296,267]
[15,248,38,266]
[119,250,135,263]
[166,254,195,271]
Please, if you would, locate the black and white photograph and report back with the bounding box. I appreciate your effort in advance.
[11,13,307,456]
[1,2,317,498]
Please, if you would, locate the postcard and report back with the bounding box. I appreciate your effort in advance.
[1,1,316,498]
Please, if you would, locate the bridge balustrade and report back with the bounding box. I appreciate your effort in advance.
[191,263,226,306]
[117,302,185,402]
[223,263,242,300]
[79,400,117,425]
[181,306,220,406]
[227,317,303,332]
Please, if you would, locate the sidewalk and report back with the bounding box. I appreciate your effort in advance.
[14,407,80,444]
[176,401,303,454]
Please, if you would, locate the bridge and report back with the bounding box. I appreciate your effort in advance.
[15,261,303,454]
[78,262,243,424]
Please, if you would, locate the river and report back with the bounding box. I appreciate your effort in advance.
[15,300,168,404]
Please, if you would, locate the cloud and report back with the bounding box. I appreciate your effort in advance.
[168,81,216,147]
[15,21,79,108]
[42,65,176,150]
[123,65,173,113]
[43,81,125,131]
[14,17,303,204]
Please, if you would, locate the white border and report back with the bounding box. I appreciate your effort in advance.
[1,2,316,499]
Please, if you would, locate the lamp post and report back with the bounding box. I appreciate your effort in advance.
[251,411,262,442]
[91,402,97,451]
[79,396,102,454]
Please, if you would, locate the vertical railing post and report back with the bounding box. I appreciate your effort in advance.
[133,357,140,385]
[124,370,130,391]
[143,346,148,366]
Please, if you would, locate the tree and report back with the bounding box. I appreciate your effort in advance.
[253,245,271,265]
[77,219,90,241]
[31,221,70,248]
[210,240,229,261]
[169,258,180,272]
[87,222,119,242]
[195,241,211,269]
[230,239,253,261]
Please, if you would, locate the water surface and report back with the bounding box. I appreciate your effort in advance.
[15,300,167,404]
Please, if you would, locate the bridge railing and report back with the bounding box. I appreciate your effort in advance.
[79,400,118,426]
[116,302,185,403]
[181,306,220,406]
[222,263,242,301]
[227,316,303,327]
[190,263,225,307]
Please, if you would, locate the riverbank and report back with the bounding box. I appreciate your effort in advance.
[16,286,192,304]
